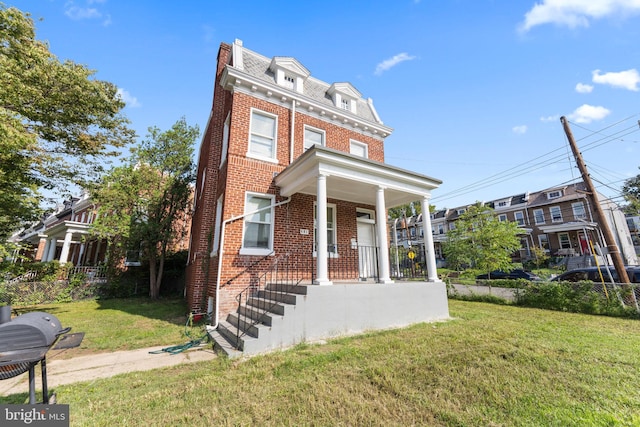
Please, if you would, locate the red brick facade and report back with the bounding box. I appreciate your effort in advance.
[185,41,389,316]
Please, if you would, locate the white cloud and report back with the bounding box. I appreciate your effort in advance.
[568,104,611,123]
[575,83,594,93]
[65,1,111,26]
[374,52,416,76]
[116,88,141,108]
[592,68,640,91]
[512,125,528,134]
[519,0,640,32]
[540,114,560,122]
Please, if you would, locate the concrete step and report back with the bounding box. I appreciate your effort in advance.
[256,289,300,305]
[206,326,243,359]
[247,297,287,315]
[265,282,309,295]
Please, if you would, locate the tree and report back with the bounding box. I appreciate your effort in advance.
[0,5,135,244]
[91,118,199,299]
[622,168,640,215]
[443,203,521,274]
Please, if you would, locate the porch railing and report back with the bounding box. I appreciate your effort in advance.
[68,266,107,283]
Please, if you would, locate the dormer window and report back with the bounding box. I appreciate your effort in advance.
[269,57,310,94]
[547,190,562,200]
[341,99,349,110]
[327,82,361,114]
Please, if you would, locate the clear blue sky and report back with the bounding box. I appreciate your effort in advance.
[11,0,640,209]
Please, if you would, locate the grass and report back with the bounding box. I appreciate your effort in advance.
[12,297,190,358]
[6,299,639,426]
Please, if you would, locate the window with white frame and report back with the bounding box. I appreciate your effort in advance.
[457,209,466,216]
[248,109,277,161]
[241,193,274,255]
[314,203,337,253]
[349,140,368,158]
[533,209,545,225]
[220,113,230,166]
[437,224,445,235]
[547,190,562,200]
[283,74,295,89]
[558,232,571,249]
[538,234,549,252]
[550,206,563,223]
[341,98,350,110]
[498,214,508,222]
[514,211,525,226]
[211,195,224,256]
[304,126,325,151]
[572,202,586,220]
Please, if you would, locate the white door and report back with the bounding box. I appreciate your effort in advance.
[357,210,377,279]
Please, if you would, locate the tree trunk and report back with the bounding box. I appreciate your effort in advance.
[149,250,158,299]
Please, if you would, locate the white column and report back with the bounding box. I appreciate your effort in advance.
[77,243,86,266]
[59,231,73,265]
[314,174,332,285]
[93,241,101,264]
[421,197,441,282]
[41,238,50,262]
[46,238,57,262]
[375,186,393,284]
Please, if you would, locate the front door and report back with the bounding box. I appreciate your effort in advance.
[356,209,377,279]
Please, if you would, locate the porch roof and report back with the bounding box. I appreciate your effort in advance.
[538,221,598,233]
[275,146,442,208]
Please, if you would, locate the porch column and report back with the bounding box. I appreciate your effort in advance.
[38,237,50,262]
[59,231,73,265]
[315,174,332,285]
[46,238,57,262]
[375,186,393,284]
[421,197,441,282]
[77,243,86,266]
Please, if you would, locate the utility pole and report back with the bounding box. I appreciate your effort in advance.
[560,116,630,284]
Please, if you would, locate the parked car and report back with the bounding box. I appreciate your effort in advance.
[476,269,541,281]
[551,266,640,283]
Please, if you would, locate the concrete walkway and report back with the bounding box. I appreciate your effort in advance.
[0,344,216,398]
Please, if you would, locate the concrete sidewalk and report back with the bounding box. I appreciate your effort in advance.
[0,344,216,398]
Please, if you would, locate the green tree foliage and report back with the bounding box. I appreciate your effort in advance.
[622,168,640,215]
[90,118,199,299]
[443,203,522,274]
[0,4,135,243]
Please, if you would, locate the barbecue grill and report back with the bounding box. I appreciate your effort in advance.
[0,306,73,404]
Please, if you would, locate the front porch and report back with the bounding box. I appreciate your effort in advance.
[209,280,449,358]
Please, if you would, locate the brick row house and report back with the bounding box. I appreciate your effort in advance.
[185,40,448,356]
[395,182,638,269]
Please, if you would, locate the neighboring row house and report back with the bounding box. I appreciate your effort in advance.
[9,191,107,266]
[393,182,638,268]
[185,40,448,356]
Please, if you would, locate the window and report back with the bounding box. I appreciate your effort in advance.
[241,193,274,255]
[341,98,349,110]
[514,211,525,226]
[558,232,571,249]
[349,140,368,158]
[496,199,510,208]
[498,214,507,222]
[572,202,586,220]
[211,195,224,256]
[304,126,325,150]
[538,234,549,252]
[533,209,545,225]
[437,224,445,235]
[314,203,337,253]
[547,190,562,200]
[220,113,230,166]
[550,206,563,223]
[248,109,277,161]
[457,209,466,216]
[284,74,295,89]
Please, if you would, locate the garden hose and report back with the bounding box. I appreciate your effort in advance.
[149,312,210,355]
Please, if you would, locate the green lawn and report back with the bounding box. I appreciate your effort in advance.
[5,299,638,426]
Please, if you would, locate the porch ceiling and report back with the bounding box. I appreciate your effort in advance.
[539,221,598,233]
[275,146,442,208]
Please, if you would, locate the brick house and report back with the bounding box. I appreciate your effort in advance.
[395,181,638,269]
[185,40,448,356]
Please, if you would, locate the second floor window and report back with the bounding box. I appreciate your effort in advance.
[514,211,525,226]
[533,209,545,225]
[550,206,563,223]
[249,110,277,161]
[304,126,325,151]
[572,202,586,220]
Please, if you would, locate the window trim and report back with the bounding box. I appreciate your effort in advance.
[533,208,545,225]
[549,205,563,223]
[558,232,571,249]
[572,201,586,220]
[514,211,525,226]
[240,192,275,256]
[349,140,368,158]
[498,214,508,222]
[303,125,325,151]
[314,202,338,256]
[247,108,278,163]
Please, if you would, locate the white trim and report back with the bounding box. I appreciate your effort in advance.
[220,113,230,167]
[349,140,368,158]
[240,192,275,255]
[247,108,278,162]
[304,125,325,151]
[314,202,338,255]
[549,205,563,223]
[533,208,545,225]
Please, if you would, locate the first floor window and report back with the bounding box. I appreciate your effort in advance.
[241,193,274,254]
[314,203,337,253]
[538,234,549,251]
[558,232,571,249]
